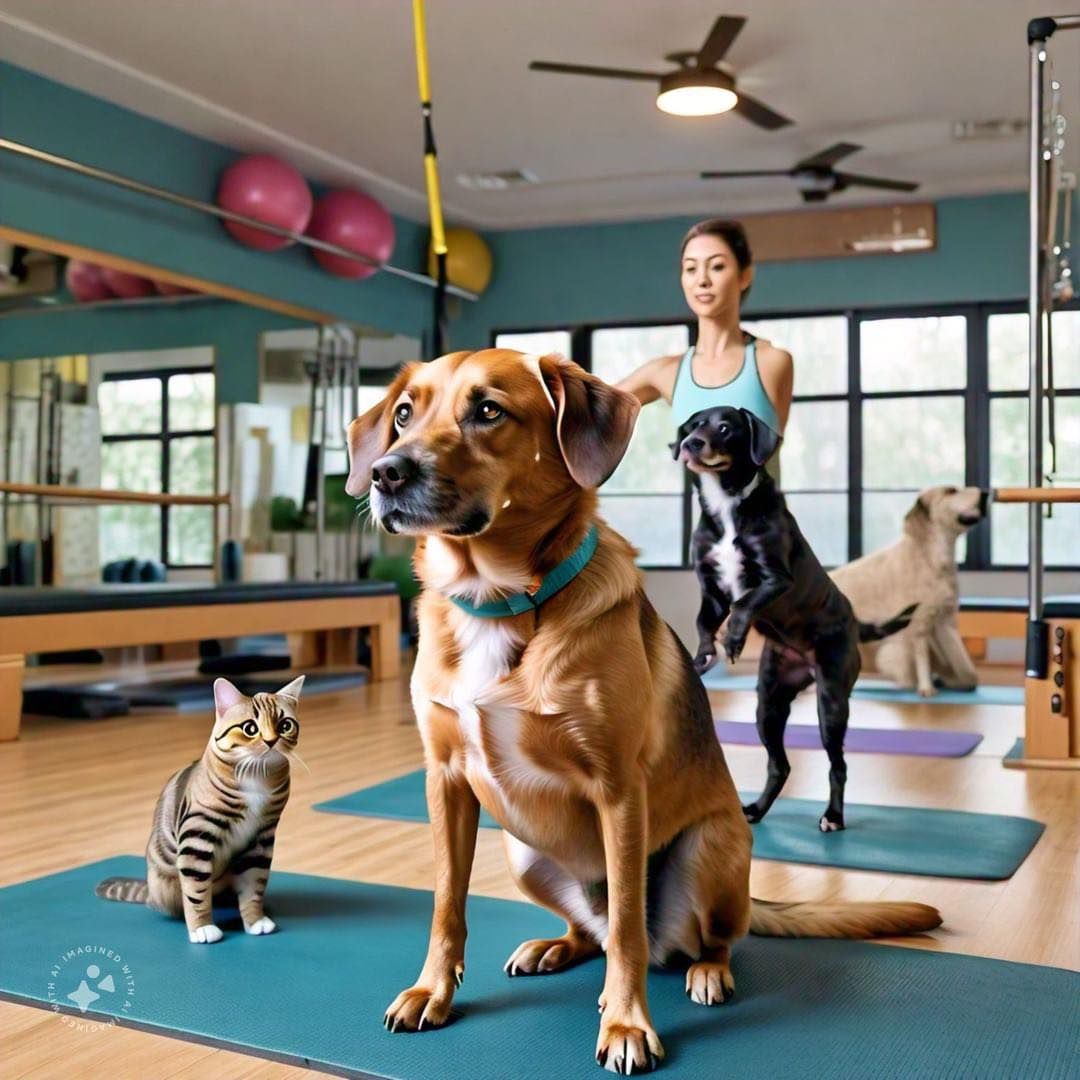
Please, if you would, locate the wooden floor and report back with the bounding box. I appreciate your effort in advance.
[1,658,1078,1078]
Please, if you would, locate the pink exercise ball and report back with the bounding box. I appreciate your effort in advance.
[217,154,313,251]
[101,267,156,299]
[306,189,395,279]
[65,260,114,302]
[154,280,196,296]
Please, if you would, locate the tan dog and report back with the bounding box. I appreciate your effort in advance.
[346,349,941,1075]
[831,486,989,697]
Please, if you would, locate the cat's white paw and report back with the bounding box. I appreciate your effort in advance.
[189,924,224,944]
[245,916,277,936]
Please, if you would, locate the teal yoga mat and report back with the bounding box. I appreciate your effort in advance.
[314,770,1044,880]
[701,671,1024,705]
[1,858,1076,1080]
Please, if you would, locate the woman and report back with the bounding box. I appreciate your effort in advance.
[619,219,793,445]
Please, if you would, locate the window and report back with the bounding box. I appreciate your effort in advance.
[860,315,968,556]
[987,312,1080,566]
[494,330,572,356]
[495,302,1079,572]
[591,325,689,565]
[745,316,849,566]
[99,369,215,568]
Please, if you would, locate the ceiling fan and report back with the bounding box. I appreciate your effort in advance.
[700,142,920,202]
[529,14,792,129]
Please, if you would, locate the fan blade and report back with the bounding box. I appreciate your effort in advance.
[700,169,791,180]
[732,92,793,130]
[835,171,919,192]
[529,61,661,82]
[697,15,747,67]
[796,142,862,170]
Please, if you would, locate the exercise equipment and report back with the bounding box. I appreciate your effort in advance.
[64,259,112,302]
[0,580,401,741]
[99,267,156,298]
[3,858,1077,1078]
[427,227,493,294]
[306,189,395,279]
[153,279,195,296]
[216,153,313,251]
[412,0,449,354]
[1006,12,1080,769]
[0,139,474,299]
[314,770,1044,880]
[713,719,982,757]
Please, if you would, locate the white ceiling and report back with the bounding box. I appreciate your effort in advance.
[0,1,1076,229]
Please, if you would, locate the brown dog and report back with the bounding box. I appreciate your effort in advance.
[346,349,941,1075]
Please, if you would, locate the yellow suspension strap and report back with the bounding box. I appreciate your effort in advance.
[412,0,448,357]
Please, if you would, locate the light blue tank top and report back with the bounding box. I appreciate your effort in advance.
[671,336,781,434]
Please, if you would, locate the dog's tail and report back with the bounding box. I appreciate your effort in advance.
[95,877,148,904]
[858,602,917,643]
[749,897,941,939]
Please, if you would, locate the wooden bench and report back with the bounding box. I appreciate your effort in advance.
[0,580,400,741]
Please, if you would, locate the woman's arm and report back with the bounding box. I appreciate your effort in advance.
[755,342,794,431]
[616,354,679,406]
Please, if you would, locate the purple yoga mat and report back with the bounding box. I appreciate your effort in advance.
[714,719,982,757]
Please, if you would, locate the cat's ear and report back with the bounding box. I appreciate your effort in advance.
[276,675,305,702]
[213,677,245,715]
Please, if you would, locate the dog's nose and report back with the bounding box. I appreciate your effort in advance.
[978,489,990,515]
[686,436,706,454]
[371,453,418,495]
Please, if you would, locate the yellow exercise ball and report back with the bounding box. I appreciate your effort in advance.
[428,227,493,295]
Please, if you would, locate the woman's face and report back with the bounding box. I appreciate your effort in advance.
[680,234,753,320]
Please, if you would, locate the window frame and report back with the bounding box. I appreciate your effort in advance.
[100,366,216,569]
[492,298,1080,573]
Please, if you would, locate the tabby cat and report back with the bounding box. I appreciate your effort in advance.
[95,675,304,943]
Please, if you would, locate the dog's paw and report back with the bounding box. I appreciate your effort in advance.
[693,650,717,674]
[505,935,598,976]
[917,685,936,698]
[595,1009,664,1074]
[742,802,766,824]
[188,924,223,945]
[244,915,277,936]
[722,628,747,664]
[685,960,735,1006]
[819,813,845,833]
[384,976,460,1033]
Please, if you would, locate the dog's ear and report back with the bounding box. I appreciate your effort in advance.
[540,355,640,488]
[344,364,416,496]
[742,410,781,466]
[903,492,931,535]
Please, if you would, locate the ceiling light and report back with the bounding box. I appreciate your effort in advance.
[656,69,737,117]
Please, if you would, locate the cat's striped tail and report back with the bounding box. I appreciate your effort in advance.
[95,877,149,903]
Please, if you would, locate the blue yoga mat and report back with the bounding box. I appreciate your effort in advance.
[1,858,1076,1080]
[314,770,1044,880]
[702,671,1024,706]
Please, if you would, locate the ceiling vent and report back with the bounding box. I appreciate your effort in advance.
[952,119,1027,141]
[456,169,538,191]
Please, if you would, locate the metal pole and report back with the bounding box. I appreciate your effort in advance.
[0,137,478,302]
[1027,33,1049,677]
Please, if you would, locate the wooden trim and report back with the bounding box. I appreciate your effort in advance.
[0,594,400,654]
[993,486,1080,503]
[0,225,334,325]
[0,656,24,742]
[1004,753,1080,771]
[0,481,228,506]
[956,609,1027,640]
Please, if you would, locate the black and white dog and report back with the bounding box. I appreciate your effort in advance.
[674,406,914,832]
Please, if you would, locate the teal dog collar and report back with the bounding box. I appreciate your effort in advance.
[448,526,599,618]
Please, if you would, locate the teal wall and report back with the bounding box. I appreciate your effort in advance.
[0,60,433,340]
[452,194,1034,346]
[0,301,309,403]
